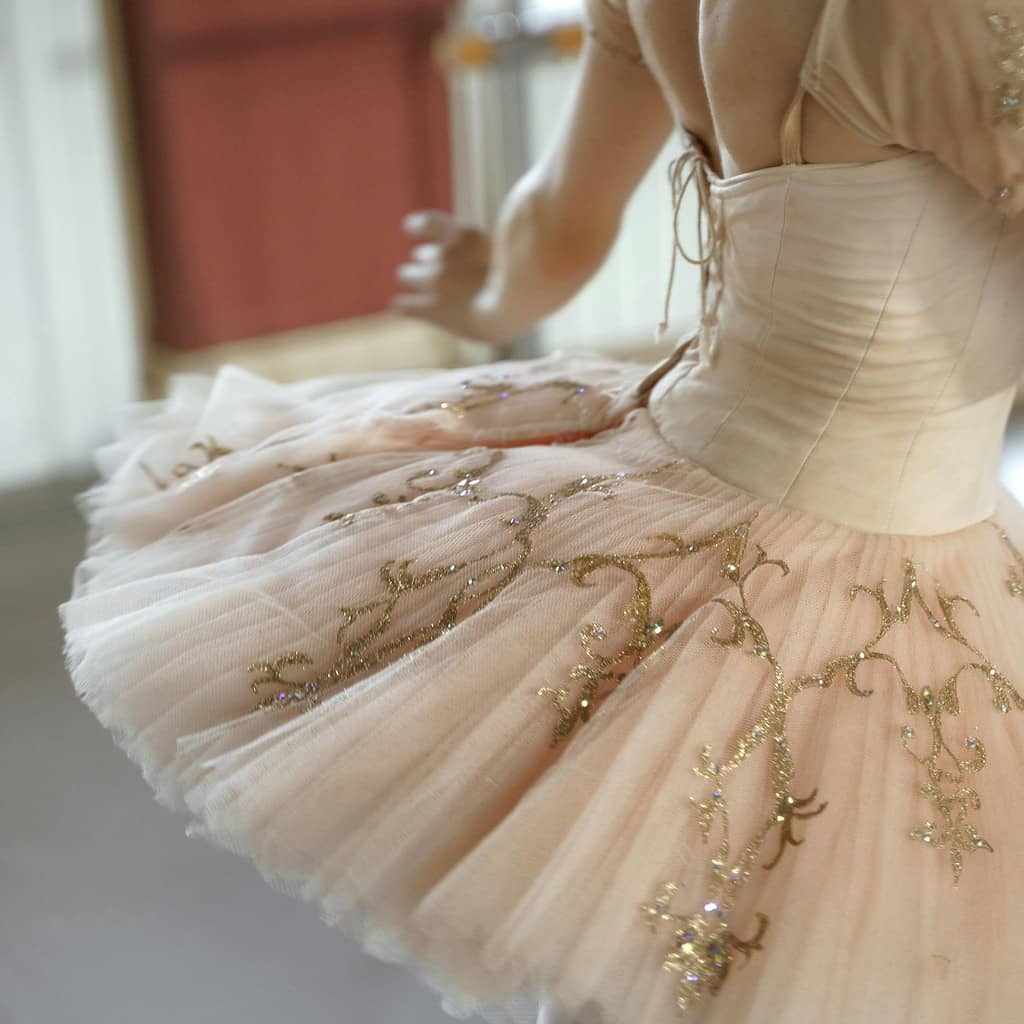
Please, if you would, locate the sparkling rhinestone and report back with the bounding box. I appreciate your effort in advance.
[815,677,826,687]
[724,562,739,575]
[902,726,915,739]
[988,666,999,677]
[755,644,769,657]
[931,618,942,629]
[966,736,978,748]
[449,564,459,572]
[703,901,719,914]
[507,517,520,526]
[857,650,867,660]
[580,699,590,709]
[646,620,665,636]
[685,972,700,984]
[426,468,437,476]
[999,186,1014,201]
[554,564,567,573]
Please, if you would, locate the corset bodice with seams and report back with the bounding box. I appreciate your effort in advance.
[647,132,1024,536]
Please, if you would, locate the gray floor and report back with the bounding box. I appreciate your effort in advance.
[0,477,452,1024]
[4,422,1024,1024]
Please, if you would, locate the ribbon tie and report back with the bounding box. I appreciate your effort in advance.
[655,131,727,367]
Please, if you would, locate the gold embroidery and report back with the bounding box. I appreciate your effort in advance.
[322,451,506,525]
[242,434,1023,1014]
[411,377,592,418]
[249,459,675,710]
[986,10,1024,129]
[140,436,233,491]
[538,521,753,744]
[992,520,1024,596]
[642,526,1021,1015]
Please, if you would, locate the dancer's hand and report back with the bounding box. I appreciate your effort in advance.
[392,211,513,345]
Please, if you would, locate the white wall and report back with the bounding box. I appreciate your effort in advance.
[0,0,141,490]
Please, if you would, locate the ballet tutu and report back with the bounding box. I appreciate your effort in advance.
[61,353,1024,1023]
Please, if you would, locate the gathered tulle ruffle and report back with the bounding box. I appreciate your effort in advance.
[62,357,1024,1024]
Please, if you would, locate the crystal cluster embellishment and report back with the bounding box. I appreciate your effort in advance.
[641,881,768,1014]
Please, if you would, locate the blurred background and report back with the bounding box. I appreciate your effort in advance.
[2,2,1024,1023]
[2,0,700,494]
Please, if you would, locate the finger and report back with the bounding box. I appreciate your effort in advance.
[402,210,458,244]
[411,243,442,264]
[395,262,438,292]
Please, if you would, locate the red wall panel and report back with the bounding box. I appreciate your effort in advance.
[123,0,454,349]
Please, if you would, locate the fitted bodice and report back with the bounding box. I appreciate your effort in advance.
[648,147,1024,535]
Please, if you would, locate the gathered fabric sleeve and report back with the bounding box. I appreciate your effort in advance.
[583,0,644,65]
[802,0,1024,216]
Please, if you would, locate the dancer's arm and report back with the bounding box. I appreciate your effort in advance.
[392,32,673,344]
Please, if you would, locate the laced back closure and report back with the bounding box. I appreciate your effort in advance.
[656,130,727,367]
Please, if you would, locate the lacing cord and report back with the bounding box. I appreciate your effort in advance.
[655,134,727,366]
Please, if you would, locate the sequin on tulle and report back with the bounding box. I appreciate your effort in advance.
[539,520,753,744]
[323,450,506,524]
[643,522,1023,1015]
[248,457,676,711]
[140,436,233,490]
[987,10,1024,129]
[992,519,1024,596]
[411,377,591,417]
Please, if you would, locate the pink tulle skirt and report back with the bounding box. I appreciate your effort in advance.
[61,355,1024,1024]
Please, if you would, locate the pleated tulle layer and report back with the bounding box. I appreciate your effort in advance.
[61,356,1024,1024]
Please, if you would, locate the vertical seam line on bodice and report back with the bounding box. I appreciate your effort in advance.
[778,162,941,507]
[693,172,796,461]
[882,202,1009,530]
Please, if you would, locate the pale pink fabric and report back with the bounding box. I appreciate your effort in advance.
[61,2,1024,1022]
[61,360,1024,1023]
